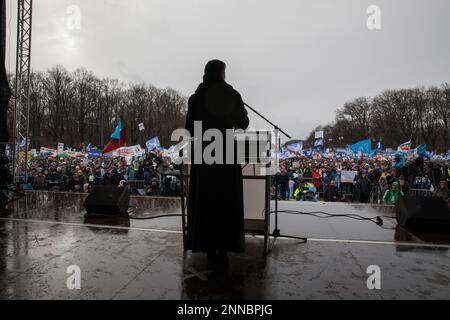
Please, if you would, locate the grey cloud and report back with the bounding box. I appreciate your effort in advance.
[5,0,450,140]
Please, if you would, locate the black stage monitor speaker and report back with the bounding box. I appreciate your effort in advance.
[83,185,130,216]
[395,196,450,231]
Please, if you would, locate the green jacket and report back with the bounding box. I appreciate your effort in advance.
[383,189,404,205]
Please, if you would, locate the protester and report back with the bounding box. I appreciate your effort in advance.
[324,179,340,202]
[278,153,449,205]
[383,181,404,205]
[277,171,289,200]
[16,141,450,207]
[288,178,295,200]
[434,179,449,201]
[32,170,47,190]
[398,175,410,194]
[23,151,181,197]
[354,170,371,203]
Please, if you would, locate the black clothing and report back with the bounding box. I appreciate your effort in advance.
[278,173,289,200]
[325,186,340,202]
[185,71,249,253]
[355,176,371,203]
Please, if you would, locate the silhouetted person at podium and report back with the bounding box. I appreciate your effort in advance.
[185,60,249,265]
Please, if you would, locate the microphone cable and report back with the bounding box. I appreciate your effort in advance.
[272,209,397,229]
[126,205,182,220]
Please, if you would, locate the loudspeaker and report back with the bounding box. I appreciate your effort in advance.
[395,196,450,231]
[83,185,130,216]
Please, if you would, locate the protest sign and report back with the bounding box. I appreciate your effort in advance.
[111,145,145,158]
[146,137,161,152]
[57,142,64,154]
[340,170,357,183]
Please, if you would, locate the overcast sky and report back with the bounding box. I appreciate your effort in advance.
[4,0,450,141]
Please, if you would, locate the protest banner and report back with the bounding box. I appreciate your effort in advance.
[110,145,145,158]
[88,149,102,157]
[398,140,412,151]
[40,147,57,156]
[340,170,358,183]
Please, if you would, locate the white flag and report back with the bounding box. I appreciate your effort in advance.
[315,131,324,139]
[138,123,145,131]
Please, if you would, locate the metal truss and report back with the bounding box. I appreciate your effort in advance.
[12,0,32,182]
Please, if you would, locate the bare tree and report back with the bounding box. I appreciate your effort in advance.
[305,84,449,152]
[8,65,188,149]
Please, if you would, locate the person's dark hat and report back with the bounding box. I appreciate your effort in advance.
[203,59,226,83]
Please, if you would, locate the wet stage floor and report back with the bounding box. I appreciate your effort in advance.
[0,191,449,299]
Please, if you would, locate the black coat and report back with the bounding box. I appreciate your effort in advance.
[324,186,340,202]
[185,80,249,253]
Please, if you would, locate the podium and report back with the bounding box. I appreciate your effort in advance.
[179,131,274,255]
[241,163,271,254]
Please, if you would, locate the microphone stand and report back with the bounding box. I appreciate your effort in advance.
[243,102,307,253]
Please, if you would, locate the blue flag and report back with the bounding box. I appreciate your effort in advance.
[417,144,429,158]
[313,146,322,152]
[303,148,313,158]
[313,138,323,147]
[444,150,450,160]
[19,138,30,150]
[376,140,382,150]
[111,120,122,140]
[347,139,371,154]
[88,149,102,157]
[286,142,303,152]
[279,150,288,160]
[394,151,405,169]
[146,137,161,152]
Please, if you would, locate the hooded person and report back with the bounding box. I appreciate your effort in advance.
[185,60,249,264]
[383,181,404,205]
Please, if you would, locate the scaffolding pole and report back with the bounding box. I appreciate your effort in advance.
[12,0,32,182]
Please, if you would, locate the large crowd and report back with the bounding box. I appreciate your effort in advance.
[276,156,450,205]
[14,151,450,205]
[23,152,182,197]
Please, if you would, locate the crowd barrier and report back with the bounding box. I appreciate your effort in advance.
[408,188,433,197]
[278,174,437,203]
[126,180,146,190]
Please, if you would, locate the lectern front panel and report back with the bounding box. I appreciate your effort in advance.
[242,164,267,221]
